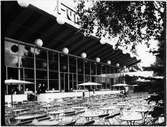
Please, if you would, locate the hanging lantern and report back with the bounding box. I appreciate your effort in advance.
[57,16,65,25]
[63,65,67,70]
[17,0,30,7]
[42,62,47,68]
[35,39,43,47]
[122,50,127,54]
[137,57,140,61]
[116,63,120,67]
[81,52,87,58]
[78,68,82,72]
[100,37,106,45]
[96,57,100,63]
[107,60,111,65]
[130,53,134,58]
[62,47,69,54]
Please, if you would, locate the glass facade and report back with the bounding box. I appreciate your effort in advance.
[5,37,119,94]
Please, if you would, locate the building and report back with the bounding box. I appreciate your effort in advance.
[3,1,140,94]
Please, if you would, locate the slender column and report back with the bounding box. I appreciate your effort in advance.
[67,55,70,91]
[58,53,61,91]
[89,62,92,89]
[83,61,85,82]
[83,61,85,89]
[6,67,8,94]
[64,73,65,91]
[95,64,97,89]
[72,74,74,89]
[109,66,112,89]
[34,47,37,93]
[101,65,103,89]
[89,62,91,81]
[18,56,21,90]
[47,51,49,90]
[105,66,108,89]
[76,58,78,89]
[23,68,25,93]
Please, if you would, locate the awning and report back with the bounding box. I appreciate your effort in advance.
[4,2,139,67]
[94,71,154,78]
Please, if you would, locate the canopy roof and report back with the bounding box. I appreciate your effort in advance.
[78,82,102,86]
[4,2,139,67]
[5,79,34,84]
[112,84,129,87]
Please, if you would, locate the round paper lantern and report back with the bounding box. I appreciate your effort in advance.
[63,65,67,70]
[81,52,87,58]
[100,38,106,45]
[122,50,127,54]
[137,57,140,61]
[35,39,43,47]
[57,16,65,25]
[96,57,100,63]
[17,0,30,7]
[78,68,82,72]
[42,62,47,68]
[107,60,111,65]
[130,53,134,58]
[116,63,120,67]
[62,47,69,54]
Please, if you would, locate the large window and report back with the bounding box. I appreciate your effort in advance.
[5,38,117,93]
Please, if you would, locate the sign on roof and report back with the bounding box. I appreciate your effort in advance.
[20,0,80,28]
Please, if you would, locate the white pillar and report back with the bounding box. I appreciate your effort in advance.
[58,53,61,91]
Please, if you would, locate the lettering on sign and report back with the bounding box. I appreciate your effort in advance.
[57,1,80,25]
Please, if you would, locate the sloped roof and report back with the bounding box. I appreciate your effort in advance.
[3,2,140,67]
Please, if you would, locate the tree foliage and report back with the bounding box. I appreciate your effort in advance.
[77,1,165,52]
[77,1,166,124]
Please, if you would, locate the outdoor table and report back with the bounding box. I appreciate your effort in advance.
[32,119,59,125]
[119,111,143,125]
[72,107,85,110]
[99,106,116,114]
[46,90,59,93]
[80,113,100,121]
[116,102,127,109]
[132,106,149,124]
[15,114,47,121]
[13,108,30,114]
[48,110,64,119]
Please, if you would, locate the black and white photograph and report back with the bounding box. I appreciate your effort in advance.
[1,0,166,126]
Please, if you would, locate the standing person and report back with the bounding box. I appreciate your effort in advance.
[37,84,41,94]
[82,91,85,98]
[93,88,95,94]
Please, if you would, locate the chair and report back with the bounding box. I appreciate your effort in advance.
[104,113,120,125]
[64,121,76,126]
[98,113,109,118]
[83,120,95,125]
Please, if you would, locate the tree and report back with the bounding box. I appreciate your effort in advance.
[77,1,165,54]
[77,1,166,125]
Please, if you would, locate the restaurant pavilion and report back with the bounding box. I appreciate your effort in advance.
[4,0,140,101]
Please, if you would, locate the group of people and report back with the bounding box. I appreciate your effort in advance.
[37,83,47,94]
